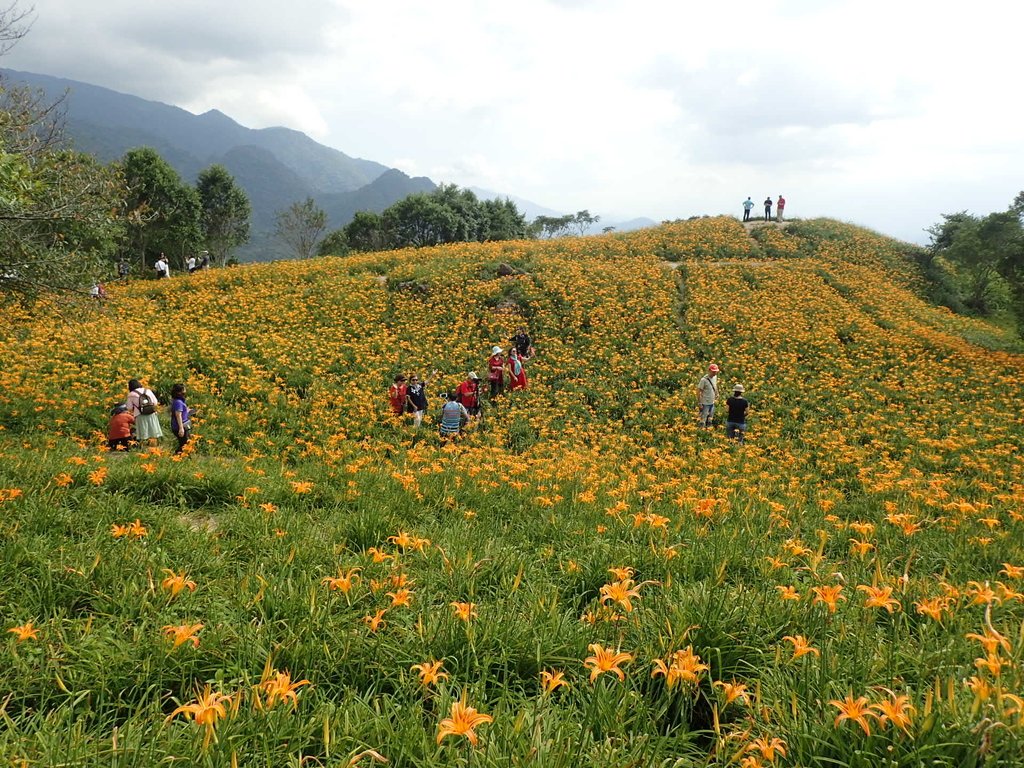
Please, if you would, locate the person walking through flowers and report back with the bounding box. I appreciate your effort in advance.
[487,346,506,399]
[696,364,720,428]
[725,383,749,443]
[406,370,437,428]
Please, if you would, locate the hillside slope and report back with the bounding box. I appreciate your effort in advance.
[0,219,1022,764]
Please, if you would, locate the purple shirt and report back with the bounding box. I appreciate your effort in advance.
[171,398,190,429]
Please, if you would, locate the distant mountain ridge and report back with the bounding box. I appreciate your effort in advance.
[0,68,436,259]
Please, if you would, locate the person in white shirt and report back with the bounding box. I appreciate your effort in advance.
[696,363,720,428]
[187,256,197,274]
[154,254,170,279]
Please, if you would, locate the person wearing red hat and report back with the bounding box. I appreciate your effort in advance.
[696,363,720,428]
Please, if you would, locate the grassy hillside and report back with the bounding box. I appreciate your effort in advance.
[1,218,1022,766]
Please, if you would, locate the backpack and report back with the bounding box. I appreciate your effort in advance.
[138,390,157,415]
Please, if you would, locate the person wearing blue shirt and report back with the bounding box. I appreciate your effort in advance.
[742,197,754,221]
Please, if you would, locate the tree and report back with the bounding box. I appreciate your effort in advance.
[381,193,457,248]
[532,214,573,239]
[275,197,326,259]
[317,227,350,257]
[122,147,201,273]
[571,209,599,236]
[0,8,127,305]
[928,198,1024,328]
[197,164,250,265]
[480,198,529,241]
[341,211,385,252]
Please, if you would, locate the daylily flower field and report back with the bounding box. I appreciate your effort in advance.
[1,217,1022,766]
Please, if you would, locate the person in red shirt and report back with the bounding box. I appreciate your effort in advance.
[107,403,135,451]
[388,375,408,417]
[455,372,481,418]
[487,346,506,399]
[507,348,528,391]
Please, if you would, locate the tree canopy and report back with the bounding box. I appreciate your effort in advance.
[197,164,251,265]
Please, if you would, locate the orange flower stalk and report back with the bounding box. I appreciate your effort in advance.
[811,584,845,613]
[161,569,197,597]
[599,579,642,612]
[651,646,709,688]
[830,693,873,735]
[783,635,819,659]
[775,585,800,601]
[436,699,493,746]
[450,602,477,622]
[322,567,361,594]
[540,669,570,694]
[363,609,387,632]
[167,684,232,749]
[162,623,204,649]
[8,621,40,642]
[386,588,413,607]
[411,660,448,688]
[257,670,310,710]
[857,584,901,613]
[584,643,633,682]
[746,736,787,763]
[715,680,750,706]
[871,692,915,733]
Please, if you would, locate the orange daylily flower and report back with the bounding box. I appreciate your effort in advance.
[162,623,204,649]
[436,699,493,746]
[8,622,40,642]
[161,569,197,597]
[257,670,310,710]
[584,643,633,682]
[811,584,846,613]
[830,693,873,735]
[411,660,448,688]
[783,635,820,659]
[540,669,570,694]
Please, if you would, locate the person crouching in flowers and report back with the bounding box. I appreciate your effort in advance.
[507,348,528,391]
[170,383,191,455]
[106,402,135,452]
[439,390,470,440]
[725,383,749,443]
[388,374,408,418]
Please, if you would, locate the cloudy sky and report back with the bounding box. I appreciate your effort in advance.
[4,0,1022,242]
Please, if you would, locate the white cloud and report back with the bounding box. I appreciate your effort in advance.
[2,0,1023,241]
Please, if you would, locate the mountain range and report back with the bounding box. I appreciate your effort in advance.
[1,68,654,258]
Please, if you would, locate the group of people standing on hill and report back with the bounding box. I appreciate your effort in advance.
[388,327,534,439]
[696,364,749,443]
[742,196,786,222]
[106,379,192,454]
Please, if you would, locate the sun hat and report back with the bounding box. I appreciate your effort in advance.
[492,346,503,355]
[708,364,720,373]
[733,384,744,393]
[468,371,479,380]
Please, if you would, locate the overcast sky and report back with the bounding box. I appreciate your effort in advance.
[5,0,1022,242]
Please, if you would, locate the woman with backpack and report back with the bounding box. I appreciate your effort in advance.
[127,378,162,447]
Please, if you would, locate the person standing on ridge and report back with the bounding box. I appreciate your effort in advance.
[742,197,754,222]
[725,384,749,443]
[696,364,720,428]
[763,197,773,221]
[776,195,786,222]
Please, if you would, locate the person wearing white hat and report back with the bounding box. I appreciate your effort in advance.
[725,384,749,443]
[696,363,720,428]
[487,346,506,399]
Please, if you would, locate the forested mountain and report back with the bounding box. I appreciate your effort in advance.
[0,68,436,258]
